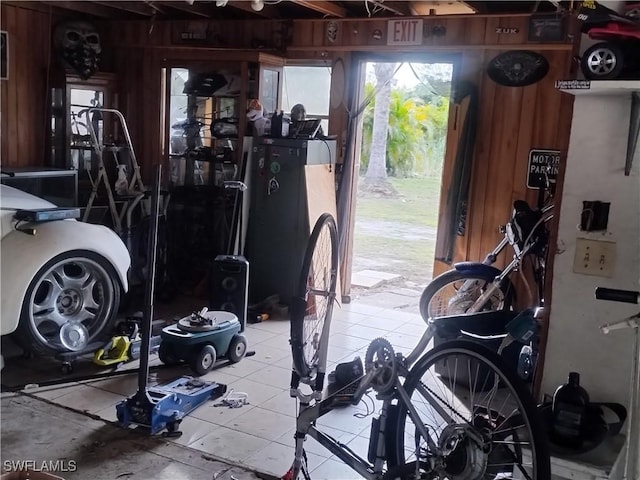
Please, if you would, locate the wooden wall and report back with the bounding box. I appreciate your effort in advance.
[0,4,56,167]
[1,8,576,286]
[436,48,574,278]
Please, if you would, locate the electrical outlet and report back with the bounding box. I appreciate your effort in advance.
[573,238,616,277]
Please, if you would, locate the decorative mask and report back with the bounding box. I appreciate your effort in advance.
[54,20,101,80]
[326,21,338,43]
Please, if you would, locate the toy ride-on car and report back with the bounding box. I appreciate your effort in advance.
[578,1,640,80]
[159,308,247,376]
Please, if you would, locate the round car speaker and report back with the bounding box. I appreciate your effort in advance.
[487,50,549,87]
[59,323,89,351]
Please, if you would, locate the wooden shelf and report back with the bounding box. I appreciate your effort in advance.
[558,80,640,175]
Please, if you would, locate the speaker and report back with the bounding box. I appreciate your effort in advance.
[210,255,249,332]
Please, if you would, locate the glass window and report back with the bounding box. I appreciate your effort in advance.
[282,66,331,131]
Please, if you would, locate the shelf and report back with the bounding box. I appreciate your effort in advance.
[557,79,640,175]
[558,79,640,96]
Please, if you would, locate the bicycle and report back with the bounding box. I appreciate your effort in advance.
[595,287,640,480]
[419,200,554,323]
[285,213,551,480]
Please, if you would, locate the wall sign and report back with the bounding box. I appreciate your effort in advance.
[387,19,423,46]
[555,79,591,90]
[496,27,519,34]
[528,14,566,42]
[172,21,210,44]
[527,149,560,189]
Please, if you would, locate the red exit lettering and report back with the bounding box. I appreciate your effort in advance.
[388,19,423,45]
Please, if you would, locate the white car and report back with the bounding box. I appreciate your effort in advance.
[1,184,131,356]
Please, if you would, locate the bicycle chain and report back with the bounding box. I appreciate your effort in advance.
[416,378,472,426]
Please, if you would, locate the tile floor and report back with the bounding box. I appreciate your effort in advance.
[27,300,428,479]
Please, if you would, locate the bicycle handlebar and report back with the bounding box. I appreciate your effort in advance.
[595,287,639,304]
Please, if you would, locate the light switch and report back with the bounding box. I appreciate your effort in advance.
[573,238,616,277]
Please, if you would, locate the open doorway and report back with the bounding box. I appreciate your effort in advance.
[350,60,453,309]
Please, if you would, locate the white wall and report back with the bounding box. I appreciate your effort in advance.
[541,91,640,408]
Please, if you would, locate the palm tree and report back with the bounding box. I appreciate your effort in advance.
[364,63,398,185]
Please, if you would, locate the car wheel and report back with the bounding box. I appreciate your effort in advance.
[15,250,122,356]
[581,42,625,80]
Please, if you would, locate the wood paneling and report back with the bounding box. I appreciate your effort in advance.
[0,4,55,168]
[433,47,574,278]
[3,10,575,305]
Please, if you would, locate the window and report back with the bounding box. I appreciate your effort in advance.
[282,66,331,132]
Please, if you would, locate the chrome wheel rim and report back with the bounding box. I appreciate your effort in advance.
[586,47,617,76]
[28,257,115,349]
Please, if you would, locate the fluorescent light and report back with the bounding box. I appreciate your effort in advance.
[251,0,264,12]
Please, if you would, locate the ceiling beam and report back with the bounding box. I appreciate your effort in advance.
[227,2,279,18]
[409,0,477,15]
[91,1,155,16]
[41,1,123,17]
[370,1,412,16]
[467,1,487,14]
[292,0,346,17]
[153,1,214,17]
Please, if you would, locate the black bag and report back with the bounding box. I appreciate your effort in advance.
[539,400,627,453]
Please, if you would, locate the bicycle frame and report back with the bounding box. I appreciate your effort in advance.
[458,203,554,315]
[596,288,640,480]
[290,321,460,480]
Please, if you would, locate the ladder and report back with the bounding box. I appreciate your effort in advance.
[82,108,146,235]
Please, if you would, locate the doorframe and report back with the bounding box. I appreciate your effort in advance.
[338,51,460,301]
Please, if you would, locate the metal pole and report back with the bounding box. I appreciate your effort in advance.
[137,164,161,395]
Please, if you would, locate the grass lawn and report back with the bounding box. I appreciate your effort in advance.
[355,177,442,228]
[353,176,442,285]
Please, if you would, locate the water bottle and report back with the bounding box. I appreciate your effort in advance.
[551,371,590,447]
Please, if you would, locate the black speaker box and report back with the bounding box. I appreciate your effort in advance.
[210,255,249,332]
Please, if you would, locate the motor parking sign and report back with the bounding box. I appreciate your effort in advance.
[527,149,560,189]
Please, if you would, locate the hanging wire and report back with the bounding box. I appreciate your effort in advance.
[350,62,405,120]
[364,0,372,17]
[407,63,439,97]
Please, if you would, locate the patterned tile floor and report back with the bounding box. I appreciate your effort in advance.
[26,300,427,479]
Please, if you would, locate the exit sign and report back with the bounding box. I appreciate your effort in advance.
[387,19,423,45]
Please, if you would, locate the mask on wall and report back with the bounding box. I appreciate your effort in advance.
[54,20,102,80]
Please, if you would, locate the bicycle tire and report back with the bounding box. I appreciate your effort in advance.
[390,340,550,480]
[290,213,339,384]
[419,269,514,322]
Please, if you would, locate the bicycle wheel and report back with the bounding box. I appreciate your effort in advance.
[290,213,339,384]
[419,270,514,322]
[391,340,550,480]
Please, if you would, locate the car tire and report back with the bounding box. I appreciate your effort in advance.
[581,42,625,80]
[14,250,122,357]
